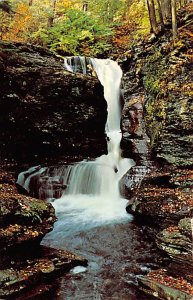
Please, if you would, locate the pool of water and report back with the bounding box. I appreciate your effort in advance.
[39,219,159,300]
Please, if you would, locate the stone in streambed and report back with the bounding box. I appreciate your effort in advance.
[156,226,192,256]
[138,275,192,300]
[178,218,192,239]
[0,246,87,298]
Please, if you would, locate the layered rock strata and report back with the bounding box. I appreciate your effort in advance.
[120,4,193,299]
[0,170,87,298]
[0,41,107,164]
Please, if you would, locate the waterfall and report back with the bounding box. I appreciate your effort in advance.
[17,57,135,227]
[64,56,93,75]
[52,57,135,225]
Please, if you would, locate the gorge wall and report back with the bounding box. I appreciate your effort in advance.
[120,4,193,298]
[0,41,107,165]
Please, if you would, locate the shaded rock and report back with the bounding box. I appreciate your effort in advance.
[0,192,55,251]
[16,164,70,200]
[156,226,192,256]
[120,9,193,298]
[178,218,192,239]
[0,246,87,298]
[138,275,192,300]
[0,41,107,164]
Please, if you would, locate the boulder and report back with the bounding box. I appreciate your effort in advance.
[138,274,193,300]
[0,188,56,251]
[0,246,87,298]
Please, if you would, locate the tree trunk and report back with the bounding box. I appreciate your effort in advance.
[29,0,33,6]
[161,0,171,23]
[48,0,57,27]
[82,1,88,12]
[147,0,159,34]
[157,0,165,29]
[171,0,177,41]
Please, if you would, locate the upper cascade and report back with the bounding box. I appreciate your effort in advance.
[64,57,122,132]
[64,56,93,75]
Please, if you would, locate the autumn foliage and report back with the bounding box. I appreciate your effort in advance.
[0,0,150,56]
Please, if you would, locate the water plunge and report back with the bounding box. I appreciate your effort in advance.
[49,57,135,229]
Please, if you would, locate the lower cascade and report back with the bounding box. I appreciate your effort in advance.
[17,57,135,230]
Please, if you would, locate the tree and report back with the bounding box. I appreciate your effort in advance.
[0,0,13,13]
[147,0,159,34]
[82,0,88,11]
[157,0,165,30]
[48,0,57,27]
[171,0,177,40]
[161,0,171,24]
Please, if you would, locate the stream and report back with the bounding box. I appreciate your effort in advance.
[41,222,159,300]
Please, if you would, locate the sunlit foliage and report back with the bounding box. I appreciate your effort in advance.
[0,0,153,55]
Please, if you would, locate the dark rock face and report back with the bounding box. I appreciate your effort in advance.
[121,93,152,164]
[0,41,107,163]
[120,7,193,167]
[120,5,193,299]
[120,49,152,166]
[0,246,87,298]
[143,46,193,167]
[0,175,56,252]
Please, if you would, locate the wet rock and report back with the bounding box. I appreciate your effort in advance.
[0,192,55,251]
[156,226,192,256]
[178,218,192,239]
[0,41,107,164]
[138,275,192,300]
[0,246,87,298]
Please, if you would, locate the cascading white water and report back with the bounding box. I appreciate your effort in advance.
[50,57,135,228]
[17,57,135,231]
[91,59,121,132]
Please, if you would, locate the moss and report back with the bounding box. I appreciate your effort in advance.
[144,93,167,147]
[143,50,166,95]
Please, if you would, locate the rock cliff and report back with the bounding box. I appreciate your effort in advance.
[120,4,193,299]
[0,41,107,164]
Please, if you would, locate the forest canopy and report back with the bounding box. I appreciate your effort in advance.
[0,0,188,56]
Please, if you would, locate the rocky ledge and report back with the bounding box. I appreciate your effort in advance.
[0,169,87,298]
[0,246,87,298]
[120,4,193,300]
